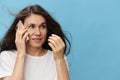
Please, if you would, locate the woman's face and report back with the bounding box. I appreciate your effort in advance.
[24,14,47,48]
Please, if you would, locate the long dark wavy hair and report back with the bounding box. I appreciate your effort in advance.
[1,4,71,55]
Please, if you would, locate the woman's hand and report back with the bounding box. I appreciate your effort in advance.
[48,34,70,80]
[48,34,65,61]
[15,23,29,55]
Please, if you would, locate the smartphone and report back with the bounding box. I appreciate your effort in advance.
[17,20,29,41]
[17,20,24,28]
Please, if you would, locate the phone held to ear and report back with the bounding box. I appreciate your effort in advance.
[17,20,24,28]
[17,20,29,41]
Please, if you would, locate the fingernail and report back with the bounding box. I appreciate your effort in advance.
[52,34,55,35]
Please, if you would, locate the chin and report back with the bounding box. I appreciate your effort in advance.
[28,39,46,48]
[27,42,43,48]
[33,44,42,48]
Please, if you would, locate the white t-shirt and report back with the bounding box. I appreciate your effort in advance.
[0,50,68,80]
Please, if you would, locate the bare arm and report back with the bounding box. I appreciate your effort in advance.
[55,58,70,80]
[2,22,29,80]
[48,34,70,80]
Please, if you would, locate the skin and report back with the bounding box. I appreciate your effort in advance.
[2,14,69,80]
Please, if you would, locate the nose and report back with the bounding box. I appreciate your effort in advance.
[35,27,41,35]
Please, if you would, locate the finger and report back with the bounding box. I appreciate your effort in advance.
[16,26,20,31]
[16,24,27,32]
[23,32,29,41]
[16,29,28,43]
[19,28,28,38]
[48,37,65,52]
[48,38,57,48]
[48,41,56,51]
[49,36,63,49]
[51,34,65,47]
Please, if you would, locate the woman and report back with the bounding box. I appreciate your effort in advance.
[0,4,71,80]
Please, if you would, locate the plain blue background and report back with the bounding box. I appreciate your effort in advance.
[0,0,120,80]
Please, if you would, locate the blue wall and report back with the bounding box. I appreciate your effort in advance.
[0,0,120,80]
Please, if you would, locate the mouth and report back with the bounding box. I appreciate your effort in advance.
[32,38,42,42]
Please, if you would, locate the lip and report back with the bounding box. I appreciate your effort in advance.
[32,38,42,42]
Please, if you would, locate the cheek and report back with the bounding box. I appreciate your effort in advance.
[43,32,47,39]
[28,31,47,38]
[28,29,34,35]
[28,33,33,38]
[42,29,48,36]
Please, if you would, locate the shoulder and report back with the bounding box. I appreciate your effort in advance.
[0,50,17,57]
[0,50,17,61]
[0,50,17,79]
[48,50,53,54]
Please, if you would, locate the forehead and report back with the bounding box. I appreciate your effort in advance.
[24,14,46,24]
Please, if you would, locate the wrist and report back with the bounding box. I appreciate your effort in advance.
[17,52,26,57]
[55,57,65,64]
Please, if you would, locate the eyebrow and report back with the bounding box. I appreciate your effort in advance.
[27,22,46,26]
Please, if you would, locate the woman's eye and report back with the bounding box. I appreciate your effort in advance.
[40,24,46,29]
[29,24,35,28]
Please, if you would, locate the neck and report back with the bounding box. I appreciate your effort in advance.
[27,46,47,56]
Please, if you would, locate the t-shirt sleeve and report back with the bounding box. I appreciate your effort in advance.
[0,51,13,79]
